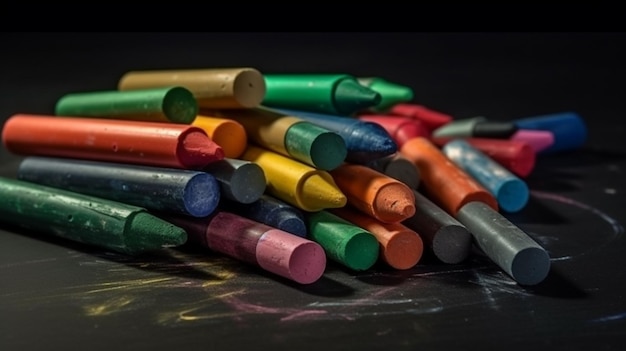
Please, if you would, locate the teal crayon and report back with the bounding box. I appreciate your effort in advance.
[17,156,220,218]
[262,74,382,115]
[0,176,187,255]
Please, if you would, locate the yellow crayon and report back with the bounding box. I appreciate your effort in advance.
[192,115,247,159]
[241,145,347,212]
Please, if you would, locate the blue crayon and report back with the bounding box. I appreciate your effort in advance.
[17,156,220,218]
[268,108,398,164]
[442,139,529,213]
[513,112,587,153]
[221,194,307,238]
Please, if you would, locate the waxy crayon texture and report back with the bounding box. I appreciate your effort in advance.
[192,115,248,158]
[17,157,220,218]
[0,177,187,255]
[203,158,266,204]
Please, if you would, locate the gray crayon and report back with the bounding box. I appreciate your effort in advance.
[367,153,420,190]
[456,201,551,286]
[403,190,472,264]
[203,158,266,204]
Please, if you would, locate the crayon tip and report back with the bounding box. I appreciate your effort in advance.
[178,130,225,168]
[299,173,347,211]
[126,212,188,252]
[333,79,382,115]
[366,79,414,111]
[374,184,416,223]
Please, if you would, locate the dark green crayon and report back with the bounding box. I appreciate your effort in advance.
[262,74,382,115]
[306,210,379,271]
[55,86,198,124]
[357,77,414,112]
[0,176,187,255]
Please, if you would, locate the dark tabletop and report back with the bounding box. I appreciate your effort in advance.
[1,32,625,351]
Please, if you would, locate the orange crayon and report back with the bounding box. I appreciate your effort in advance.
[332,206,423,270]
[192,115,247,158]
[1,114,224,169]
[400,137,498,215]
[330,163,415,223]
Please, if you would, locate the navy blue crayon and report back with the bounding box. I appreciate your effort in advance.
[221,194,307,238]
[442,139,529,213]
[203,158,267,204]
[513,112,587,153]
[17,156,219,218]
[268,108,398,164]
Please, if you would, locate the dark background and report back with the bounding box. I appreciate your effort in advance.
[1,32,625,351]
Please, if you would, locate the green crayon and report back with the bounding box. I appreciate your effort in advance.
[357,77,414,112]
[55,86,198,124]
[306,210,379,271]
[262,74,381,116]
[0,177,187,255]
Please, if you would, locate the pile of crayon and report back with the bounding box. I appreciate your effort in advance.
[0,68,587,286]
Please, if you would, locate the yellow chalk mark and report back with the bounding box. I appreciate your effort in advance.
[84,295,134,316]
[85,277,174,294]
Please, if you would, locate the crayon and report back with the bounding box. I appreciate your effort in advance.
[456,201,551,286]
[1,114,224,169]
[358,114,430,148]
[118,68,266,109]
[432,116,518,139]
[0,176,187,255]
[241,145,346,212]
[431,137,536,178]
[403,191,472,264]
[306,210,379,271]
[221,194,307,238]
[509,129,554,153]
[54,86,198,124]
[366,153,421,190]
[400,137,498,215]
[205,108,347,171]
[203,158,266,204]
[267,108,398,164]
[332,206,423,270]
[442,139,529,213]
[356,77,414,111]
[262,74,382,115]
[192,115,247,158]
[513,112,587,153]
[17,157,221,218]
[164,211,326,284]
[330,163,415,223]
[388,103,453,131]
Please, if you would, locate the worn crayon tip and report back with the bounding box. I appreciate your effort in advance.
[334,79,382,115]
[299,173,347,211]
[126,212,188,252]
[178,130,225,168]
[374,184,416,223]
[368,81,414,111]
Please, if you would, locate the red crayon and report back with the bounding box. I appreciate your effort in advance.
[431,136,536,178]
[1,114,224,169]
[165,211,327,285]
[358,114,430,148]
[388,103,453,131]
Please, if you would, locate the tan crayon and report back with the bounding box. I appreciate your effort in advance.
[118,68,266,109]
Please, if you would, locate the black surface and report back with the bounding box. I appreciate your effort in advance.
[1,32,626,351]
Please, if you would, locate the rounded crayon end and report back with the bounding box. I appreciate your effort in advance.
[495,178,529,213]
[511,246,551,286]
[177,129,225,169]
[383,230,423,270]
[256,229,326,284]
[509,142,537,178]
[126,212,188,253]
[432,224,472,264]
[334,78,382,115]
[511,129,555,153]
[298,173,347,211]
[183,173,221,217]
[233,69,267,108]
[309,132,347,171]
[373,184,416,223]
[342,231,380,271]
[210,120,248,159]
[162,86,199,124]
[229,162,267,204]
[514,112,587,153]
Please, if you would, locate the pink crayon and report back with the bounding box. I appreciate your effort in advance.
[509,129,555,153]
[164,211,327,284]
